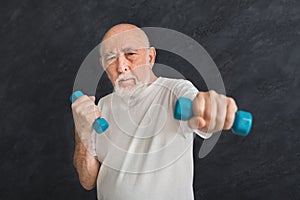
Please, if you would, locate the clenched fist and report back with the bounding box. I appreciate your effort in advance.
[188,90,238,133]
[71,95,101,152]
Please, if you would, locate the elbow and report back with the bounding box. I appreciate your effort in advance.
[79,178,96,190]
[73,159,98,190]
[80,178,96,190]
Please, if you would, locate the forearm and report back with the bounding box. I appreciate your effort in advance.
[73,129,100,190]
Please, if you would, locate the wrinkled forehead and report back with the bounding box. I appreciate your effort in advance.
[100,28,149,56]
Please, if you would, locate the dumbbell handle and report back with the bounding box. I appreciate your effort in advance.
[70,91,109,134]
[174,97,252,136]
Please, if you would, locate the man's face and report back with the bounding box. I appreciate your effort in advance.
[100,29,155,91]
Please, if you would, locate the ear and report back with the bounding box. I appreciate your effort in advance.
[148,47,156,68]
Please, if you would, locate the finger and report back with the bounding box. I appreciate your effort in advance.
[192,92,205,117]
[76,95,96,108]
[71,95,90,109]
[214,94,227,132]
[74,95,89,104]
[80,103,95,114]
[85,109,102,122]
[89,96,96,102]
[94,105,101,118]
[83,104,101,116]
[188,116,206,130]
[203,91,215,132]
[223,98,238,130]
[73,99,95,114]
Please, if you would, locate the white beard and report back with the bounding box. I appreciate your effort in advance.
[114,73,147,99]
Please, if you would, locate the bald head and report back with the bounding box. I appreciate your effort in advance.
[102,24,140,41]
[100,24,150,58]
[101,24,149,46]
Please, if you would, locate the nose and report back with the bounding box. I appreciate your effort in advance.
[117,55,129,74]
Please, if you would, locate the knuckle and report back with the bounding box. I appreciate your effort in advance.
[78,110,85,117]
[217,94,227,105]
[227,97,236,106]
[208,90,215,94]
[220,94,227,101]
[227,97,234,104]
[196,92,204,99]
[73,106,81,114]
[208,90,216,97]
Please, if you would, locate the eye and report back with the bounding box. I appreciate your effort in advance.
[126,52,137,56]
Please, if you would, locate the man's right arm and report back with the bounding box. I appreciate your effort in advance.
[73,129,100,190]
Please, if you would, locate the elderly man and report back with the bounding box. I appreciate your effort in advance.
[71,23,237,200]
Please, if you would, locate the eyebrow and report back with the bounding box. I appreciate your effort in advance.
[102,47,138,57]
[103,51,115,58]
[123,47,137,52]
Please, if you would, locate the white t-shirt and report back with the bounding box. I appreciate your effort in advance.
[93,77,212,200]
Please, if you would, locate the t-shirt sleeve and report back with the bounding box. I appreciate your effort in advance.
[173,79,213,139]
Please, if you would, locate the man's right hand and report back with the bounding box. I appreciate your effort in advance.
[71,95,101,140]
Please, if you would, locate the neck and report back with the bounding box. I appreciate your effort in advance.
[146,71,158,86]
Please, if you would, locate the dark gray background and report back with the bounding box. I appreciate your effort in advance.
[1,0,299,199]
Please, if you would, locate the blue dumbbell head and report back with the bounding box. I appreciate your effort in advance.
[174,97,194,121]
[231,111,252,136]
[93,118,109,134]
[70,90,109,134]
[174,97,252,136]
[70,90,84,103]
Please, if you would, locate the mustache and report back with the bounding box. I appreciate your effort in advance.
[116,73,138,82]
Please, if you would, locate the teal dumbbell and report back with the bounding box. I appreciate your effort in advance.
[174,97,252,136]
[70,91,109,134]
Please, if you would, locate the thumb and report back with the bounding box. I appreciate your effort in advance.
[89,96,96,102]
[94,107,102,118]
[188,116,206,130]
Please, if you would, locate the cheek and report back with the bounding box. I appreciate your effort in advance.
[131,66,149,82]
[136,56,148,65]
[106,68,118,85]
[110,75,118,86]
[130,58,148,73]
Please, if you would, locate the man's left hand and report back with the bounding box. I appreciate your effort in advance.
[188,90,238,133]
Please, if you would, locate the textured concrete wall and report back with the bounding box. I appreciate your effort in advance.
[1,0,299,199]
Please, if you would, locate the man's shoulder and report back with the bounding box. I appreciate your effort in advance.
[157,77,194,89]
[158,77,198,99]
[157,77,191,86]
